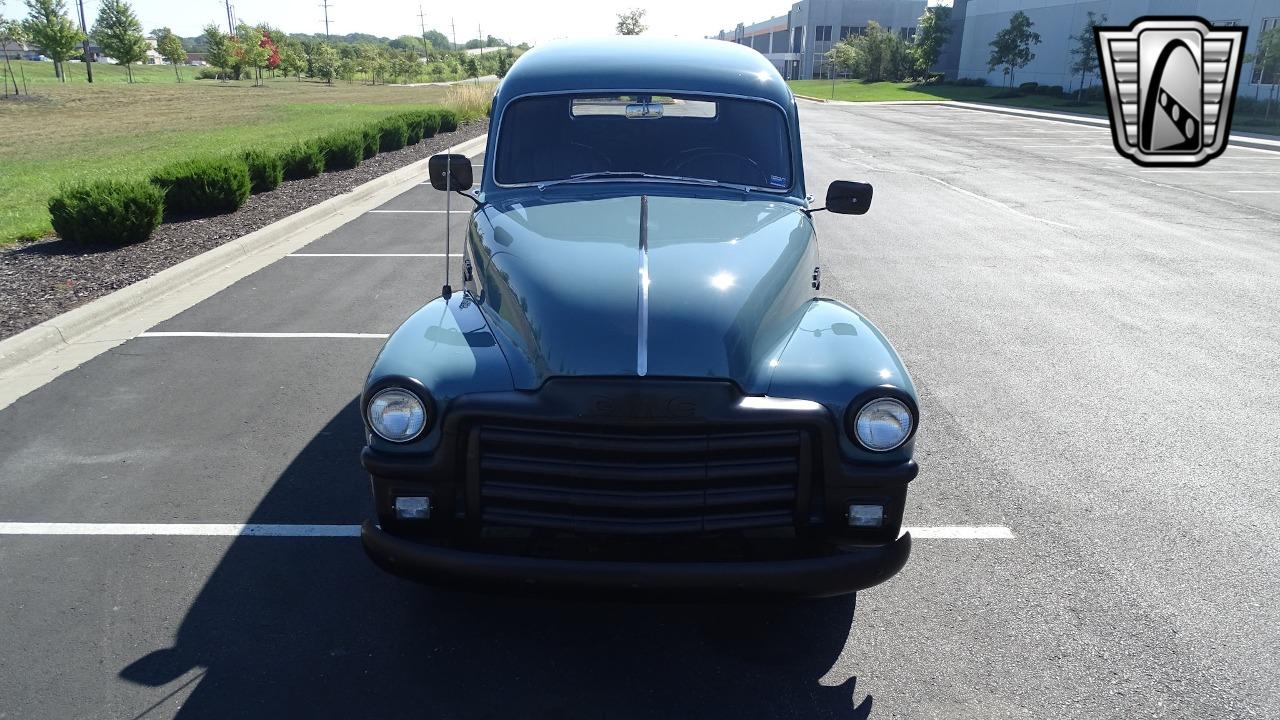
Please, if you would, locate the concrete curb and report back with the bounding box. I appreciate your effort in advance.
[937,100,1280,152]
[0,132,487,410]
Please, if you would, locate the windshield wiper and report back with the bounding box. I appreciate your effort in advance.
[535,171,753,192]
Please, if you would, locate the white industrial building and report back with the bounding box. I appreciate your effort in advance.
[950,0,1279,96]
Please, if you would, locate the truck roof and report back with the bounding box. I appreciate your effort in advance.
[494,37,794,110]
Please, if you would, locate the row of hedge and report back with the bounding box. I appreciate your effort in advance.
[48,108,463,246]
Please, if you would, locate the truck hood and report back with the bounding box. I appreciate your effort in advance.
[472,195,817,392]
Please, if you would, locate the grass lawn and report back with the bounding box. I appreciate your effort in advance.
[788,79,1280,135]
[3,59,192,86]
[788,79,1109,114]
[0,69,477,245]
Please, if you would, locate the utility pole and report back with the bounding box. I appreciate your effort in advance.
[76,0,93,82]
[417,5,429,55]
[225,0,235,35]
[320,0,333,41]
[450,17,456,51]
[478,24,482,47]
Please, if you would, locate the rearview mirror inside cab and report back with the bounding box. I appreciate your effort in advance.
[826,181,873,215]
[428,154,473,191]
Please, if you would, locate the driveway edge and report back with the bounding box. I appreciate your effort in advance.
[0,133,488,410]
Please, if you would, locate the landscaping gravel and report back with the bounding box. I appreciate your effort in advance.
[0,119,488,341]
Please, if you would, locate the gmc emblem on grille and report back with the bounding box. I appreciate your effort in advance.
[584,394,699,420]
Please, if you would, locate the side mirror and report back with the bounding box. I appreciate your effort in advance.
[825,181,873,215]
[428,154,473,191]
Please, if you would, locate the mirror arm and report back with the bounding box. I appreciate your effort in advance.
[802,206,827,217]
[456,189,483,207]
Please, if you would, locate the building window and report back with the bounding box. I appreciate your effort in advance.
[1253,17,1279,85]
[841,26,865,39]
[899,27,916,41]
[815,25,832,42]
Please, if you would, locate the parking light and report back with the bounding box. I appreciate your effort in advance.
[395,496,431,520]
[847,504,884,528]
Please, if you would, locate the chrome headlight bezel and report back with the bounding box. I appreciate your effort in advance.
[846,391,917,453]
[364,382,434,443]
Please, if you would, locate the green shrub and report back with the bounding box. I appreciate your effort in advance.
[242,149,284,194]
[437,109,459,133]
[150,158,252,217]
[378,117,410,152]
[319,131,364,171]
[48,179,164,245]
[280,142,325,180]
[361,125,380,159]
[402,112,425,144]
[421,110,441,138]
[1018,81,1039,92]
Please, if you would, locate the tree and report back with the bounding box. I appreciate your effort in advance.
[235,23,269,86]
[1068,11,1106,101]
[825,21,913,83]
[154,27,186,82]
[913,6,951,83]
[309,42,337,85]
[202,24,232,80]
[988,10,1041,88]
[278,42,305,80]
[495,48,512,79]
[1248,25,1280,118]
[421,29,450,51]
[22,0,83,81]
[1,15,25,94]
[92,0,146,83]
[616,9,646,36]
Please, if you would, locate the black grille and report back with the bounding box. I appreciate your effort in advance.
[471,424,807,535]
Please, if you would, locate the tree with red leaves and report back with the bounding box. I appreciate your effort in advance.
[261,30,280,73]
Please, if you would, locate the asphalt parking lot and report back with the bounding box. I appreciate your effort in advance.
[2,101,1278,719]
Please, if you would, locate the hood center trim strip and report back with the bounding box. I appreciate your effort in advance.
[637,195,649,377]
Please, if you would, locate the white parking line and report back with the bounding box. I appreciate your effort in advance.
[0,522,1016,539]
[137,332,389,339]
[0,523,360,536]
[909,526,1015,539]
[1229,190,1280,193]
[288,253,463,257]
[368,210,471,214]
[1021,144,1112,148]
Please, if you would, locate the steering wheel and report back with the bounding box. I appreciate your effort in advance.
[665,149,766,187]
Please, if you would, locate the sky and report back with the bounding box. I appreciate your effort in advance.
[16,0,800,44]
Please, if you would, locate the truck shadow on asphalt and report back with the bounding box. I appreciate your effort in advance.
[119,399,874,719]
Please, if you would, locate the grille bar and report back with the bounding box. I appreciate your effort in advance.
[472,423,806,535]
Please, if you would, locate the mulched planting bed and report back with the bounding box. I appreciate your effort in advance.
[0,119,488,341]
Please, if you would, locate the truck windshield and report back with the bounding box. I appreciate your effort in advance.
[493,93,793,191]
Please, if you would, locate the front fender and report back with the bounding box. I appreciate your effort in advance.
[765,299,918,464]
[363,293,515,453]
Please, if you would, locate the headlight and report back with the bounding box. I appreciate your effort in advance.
[367,388,429,442]
[852,397,913,452]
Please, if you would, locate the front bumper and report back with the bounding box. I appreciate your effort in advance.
[362,520,912,598]
[362,378,917,597]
